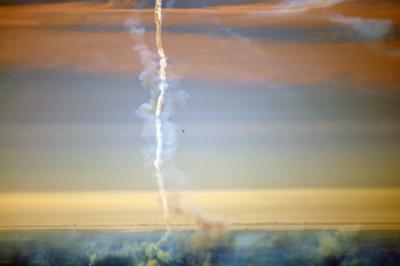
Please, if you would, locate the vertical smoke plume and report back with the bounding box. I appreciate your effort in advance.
[124,6,170,228]
[125,0,177,230]
[126,1,227,236]
[154,0,170,227]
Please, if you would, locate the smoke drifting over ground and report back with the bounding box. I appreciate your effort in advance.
[1,230,399,266]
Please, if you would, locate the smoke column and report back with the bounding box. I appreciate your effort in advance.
[153,0,170,227]
[127,1,227,236]
[125,0,176,232]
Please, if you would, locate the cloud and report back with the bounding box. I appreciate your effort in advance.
[0,1,399,90]
[0,18,38,26]
[387,48,400,57]
[253,0,344,15]
[105,0,139,9]
[330,14,393,42]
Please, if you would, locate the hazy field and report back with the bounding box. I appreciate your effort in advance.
[0,229,399,266]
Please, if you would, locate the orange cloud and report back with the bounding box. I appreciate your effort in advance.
[0,1,399,90]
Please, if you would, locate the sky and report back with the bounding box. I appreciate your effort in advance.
[0,0,400,192]
[1,188,400,228]
[1,189,400,227]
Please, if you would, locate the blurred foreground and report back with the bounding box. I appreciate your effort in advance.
[0,229,399,266]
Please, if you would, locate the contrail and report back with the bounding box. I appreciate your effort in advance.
[154,0,170,227]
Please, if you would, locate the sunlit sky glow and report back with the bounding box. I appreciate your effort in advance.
[1,189,399,227]
[0,0,399,192]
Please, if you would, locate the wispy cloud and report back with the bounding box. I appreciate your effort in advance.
[330,14,393,42]
[253,0,344,15]
[0,1,399,89]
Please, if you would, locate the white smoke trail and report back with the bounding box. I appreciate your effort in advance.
[154,0,170,226]
[126,2,227,236]
[151,0,227,234]
[124,8,170,228]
